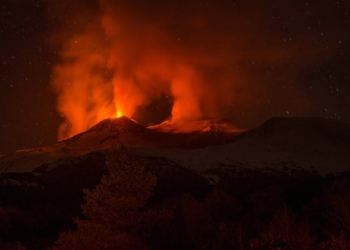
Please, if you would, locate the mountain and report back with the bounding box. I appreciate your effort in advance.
[1,116,350,249]
[0,116,349,175]
[139,117,350,176]
[229,116,350,150]
[0,116,239,173]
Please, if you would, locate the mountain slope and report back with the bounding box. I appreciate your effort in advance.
[139,117,350,176]
[0,116,238,173]
[148,118,242,133]
[229,117,350,153]
[0,116,349,175]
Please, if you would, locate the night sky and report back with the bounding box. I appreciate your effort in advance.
[0,0,349,154]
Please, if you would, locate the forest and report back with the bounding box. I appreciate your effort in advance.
[0,147,350,250]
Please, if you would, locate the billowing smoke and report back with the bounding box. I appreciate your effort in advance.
[49,0,349,140]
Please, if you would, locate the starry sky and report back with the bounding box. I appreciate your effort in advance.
[0,0,349,154]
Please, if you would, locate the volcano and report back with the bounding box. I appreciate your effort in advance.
[0,116,349,175]
[0,116,240,173]
[1,116,350,249]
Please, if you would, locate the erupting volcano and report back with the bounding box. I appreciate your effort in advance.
[1,0,350,248]
[50,1,299,141]
[50,0,240,140]
[46,0,350,143]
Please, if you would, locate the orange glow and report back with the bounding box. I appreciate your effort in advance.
[116,110,123,118]
[50,1,241,141]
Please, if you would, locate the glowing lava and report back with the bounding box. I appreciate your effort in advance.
[50,1,241,141]
[116,109,123,118]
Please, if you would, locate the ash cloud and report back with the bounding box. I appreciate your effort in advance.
[49,0,350,140]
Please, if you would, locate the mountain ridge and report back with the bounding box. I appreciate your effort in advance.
[0,116,239,173]
[0,116,349,175]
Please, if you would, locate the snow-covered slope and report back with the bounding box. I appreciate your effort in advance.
[0,116,349,175]
[139,117,350,176]
[0,116,238,173]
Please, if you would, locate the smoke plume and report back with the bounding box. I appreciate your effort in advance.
[49,0,349,140]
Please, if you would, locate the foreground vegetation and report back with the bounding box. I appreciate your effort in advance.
[0,148,350,249]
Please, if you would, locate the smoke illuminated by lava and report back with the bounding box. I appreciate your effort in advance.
[51,1,234,140]
[49,0,345,140]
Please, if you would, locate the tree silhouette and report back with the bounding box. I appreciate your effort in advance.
[51,147,172,250]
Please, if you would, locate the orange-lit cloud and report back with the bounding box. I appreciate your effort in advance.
[49,0,349,140]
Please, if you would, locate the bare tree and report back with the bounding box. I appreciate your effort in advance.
[252,205,314,250]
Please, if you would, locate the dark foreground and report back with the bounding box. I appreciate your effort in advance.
[0,148,350,249]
